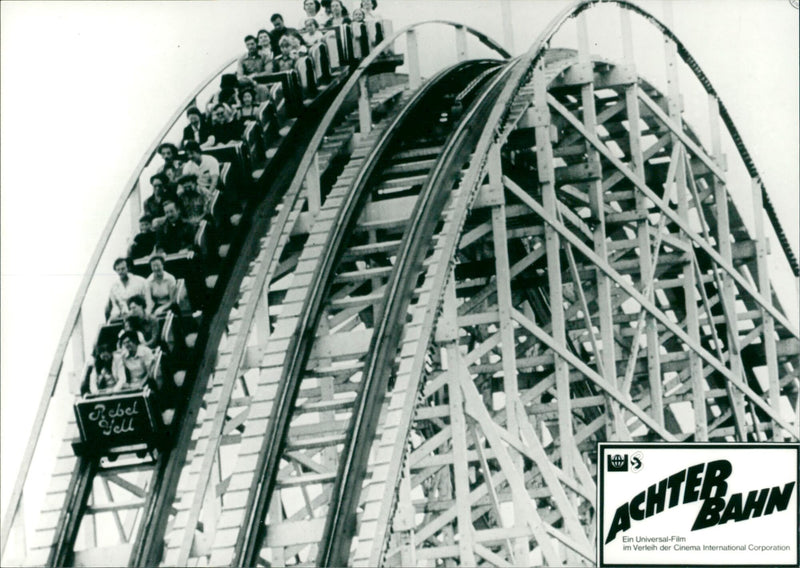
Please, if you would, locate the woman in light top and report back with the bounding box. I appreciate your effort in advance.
[360,0,380,21]
[302,0,328,29]
[325,0,350,28]
[145,254,177,316]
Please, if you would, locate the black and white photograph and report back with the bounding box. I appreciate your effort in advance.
[1,1,798,566]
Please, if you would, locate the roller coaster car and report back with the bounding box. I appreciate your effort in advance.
[72,384,169,459]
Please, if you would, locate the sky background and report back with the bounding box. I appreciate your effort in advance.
[1,0,798,536]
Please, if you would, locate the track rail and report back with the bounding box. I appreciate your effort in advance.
[234,59,506,568]
[318,58,517,568]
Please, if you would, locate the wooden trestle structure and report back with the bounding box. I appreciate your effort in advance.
[2,2,798,567]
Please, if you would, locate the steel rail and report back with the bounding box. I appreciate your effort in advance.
[317,59,517,568]
[232,58,497,568]
[0,54,238,557]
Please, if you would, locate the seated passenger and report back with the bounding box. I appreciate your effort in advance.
[144,174,176,220]
[268,13,306,55]
[146,253,178,316]
[182,107,210,147]
[238,35,271,82]
[128,215,157,259]
[126,296,160,347]
[352,8,365,23]
[202,103,244,148]
[257,29,274,59]
[107,257,151,321]
[360,0,380,21]
[239,87,259,121]
[302,0,328,29]
[177,174,208,224]
[301,18,326,46]
[90,360,118,394]
[157,142,183,183]
[182,141,220,194]
[112,331,155,391]
[156,200,195,254]
[273,35,304,72]
[325,0,350,27]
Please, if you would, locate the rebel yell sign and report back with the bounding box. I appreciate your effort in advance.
[75,389,161,448]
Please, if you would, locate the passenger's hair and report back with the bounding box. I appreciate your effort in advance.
[212,103,227,113]
[157,142,178,155]
[120,330,140,345]
[186,106,202,118]
[270,13,283,23]
[113,257,129,270]
[244,34,257,43]
[183,140,202,154]
[149,253,166,267]
[127,295,147,309]
[177,173,198,186]
[139,214,153,223]
[305,18,320,30]
[240,86,256,101]
[364,0,377,9]
[163,199,178,210]
[305,0,321,11]
[257,29,270,37]
[149,173,167,185]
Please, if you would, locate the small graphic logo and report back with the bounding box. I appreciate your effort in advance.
[608,454,628,472]
[631,451,643,472]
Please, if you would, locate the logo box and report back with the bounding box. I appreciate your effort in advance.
[597,443,799,567]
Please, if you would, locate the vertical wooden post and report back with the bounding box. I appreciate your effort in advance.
[455,25,467,62]
[130,181,142,234]
[621,8,663,427]
[442,279,476,566]
[358,75,372,136]
[406,29,421,90]
[500,0,515,54]
[70,310,86,394]
[707,95,754,438]
[488,142,529,566]
[751,177,782,440]
[577,13,625,442]
[305,152,322,215]
[534,56,576,554]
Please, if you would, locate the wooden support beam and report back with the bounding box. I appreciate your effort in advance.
[503,177,799,440]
